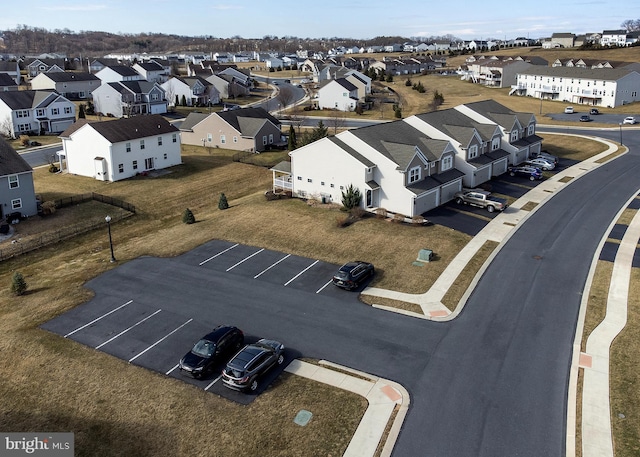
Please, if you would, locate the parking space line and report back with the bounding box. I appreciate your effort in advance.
[198,244,238,266]
[316,280,333,294]
[254,254,291,278]
[128,318,193,363]
[165,364,179,375]
[95,309,162,350]
[284,260,319,286]
[226,248,264,271]
[64,300,133,338]
[204,375,222,391]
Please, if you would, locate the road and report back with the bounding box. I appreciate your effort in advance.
[19,144,63,168]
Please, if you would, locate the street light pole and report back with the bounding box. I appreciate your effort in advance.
[105,215,116,262]
[619,123,623,146]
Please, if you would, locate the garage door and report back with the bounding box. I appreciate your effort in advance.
[492,158,508,176]
[441,180,463,203]
[414,189,438,215]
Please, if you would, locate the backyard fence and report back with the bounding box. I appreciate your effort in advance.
[0,193,135,262]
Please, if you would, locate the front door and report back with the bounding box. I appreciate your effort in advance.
[145,157,154,170]
[366,190,372,207]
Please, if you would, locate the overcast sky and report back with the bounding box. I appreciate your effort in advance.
[1,0,638,41]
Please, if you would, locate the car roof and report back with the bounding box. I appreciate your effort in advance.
[202,325,237,342]
[227,345,265,369]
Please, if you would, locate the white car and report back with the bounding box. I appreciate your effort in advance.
[623,116,637,125]
[525,157,556,171]
[564,106,574,114]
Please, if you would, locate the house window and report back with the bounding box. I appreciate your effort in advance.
[510,130,518,142]
[263,136,267,145]
[220,135,226,144]
[16,110,30,118]
[233,136,238,143]
[118,163,124,173]
[163,153,167,160]
[307,178,312,183]
[468,145,478,159]
[269,134,273,144]
[441,155,453,171]
[172,133,177,143]
[126,142,131,152]
[330,183,334,188]
[140,139,145,149]
[36,109,45,117]
[51,108,59,115]
[18,124,30,132]
[11,198,22,210]
[321,181,325,186]
[151,93,159,101]
[64,106,72,114]
[297,176,302,180]
[158,136,163,146]
[133,160,138,170]
[491,138,500,150]
[8,175,19,189]
[408,166,421,183]
[207,134,212,142]
[528,125,535,135]
[145,157,154,169]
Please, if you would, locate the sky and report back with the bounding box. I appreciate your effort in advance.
[1,0,638,41]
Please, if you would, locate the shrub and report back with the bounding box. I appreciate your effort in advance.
[218,193,229,210]
[349,207,366,219]
[412,215,426,225]
[182,208,195,224]
[19,135,30,146]
[11,272,27,296]
[341,184,362,210]
[48,164,59,173]
[41,201,56,215]
[335,215,351,228]
[375,208,388,219]
[393,213,406,223]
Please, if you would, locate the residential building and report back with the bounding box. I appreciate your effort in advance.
[550,33,576,48]
[30,71,101,99]
[95,65,144,83]
[316,78,359,111]
[0,90,76,138]
[0,137,38,219]
[512,66,640,107]
[132,61,170,83]
[59,115,181,182]
[91,81,167,118]
[179,107,283,153]
[25,58,65,78]
[0,73,19,91]
[161,76,220,107]
[0,61,21,85]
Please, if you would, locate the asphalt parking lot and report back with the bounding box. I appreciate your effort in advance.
[41,240,366,404]
[424,157,579,235]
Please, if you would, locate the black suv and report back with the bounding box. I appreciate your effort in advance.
[179,325,244,378]
[332,261,375,290]
[221,339,285,392]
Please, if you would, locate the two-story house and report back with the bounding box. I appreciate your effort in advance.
[25,58,65,78]
[133,61,170,84]
[0,61,21,85]
[95,65,144,83]
[91,81,167,118]
[0,137,38,219]
[316,78,359,111]
[161,76,220,107]
[0,90,76,138]
[59,115,181,182]
[0,73,19,91]
[30,71,101,100]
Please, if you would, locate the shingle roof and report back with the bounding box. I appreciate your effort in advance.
[60,115,178,143]
[179,112,209,131]
[517,66,634,80]
[0,90,57,110]
[462,99,534,130]
[216,107,280,132]
[102,65,139,77]
[0,73,17,86]
[0,137,32,176]
[37,71,100,82]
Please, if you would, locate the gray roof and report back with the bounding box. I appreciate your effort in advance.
[517,66,634,81]
[462,99,534,130]
[329,137,375,168]
[37,71,100,82]
[0,90,57,110]
[0,137,32,176]
[179,112,209,131]
[0,73,17,86]
[102,65,140,77]
[415,108,499,144]
[107,80,158,94]
[60,115,178,143]
[217,107,280,132]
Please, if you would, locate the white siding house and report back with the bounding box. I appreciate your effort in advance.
[0,91,76,138]
[60,115,181,182]
[317,78,359,111]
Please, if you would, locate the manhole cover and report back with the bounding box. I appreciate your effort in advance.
[294,409,313,426]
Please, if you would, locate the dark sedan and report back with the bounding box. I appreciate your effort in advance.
[332,261,375,290]
[508,165,543,181]
[179,325,244,378]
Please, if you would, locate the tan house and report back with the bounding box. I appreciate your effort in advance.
[179,107,284,152]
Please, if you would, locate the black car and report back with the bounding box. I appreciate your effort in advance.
[332,261,375,290]
[590,108,599,115]
[579,115,591,122]
[179,325,244,378]
[508,165,543,181]
[221,339,285,392]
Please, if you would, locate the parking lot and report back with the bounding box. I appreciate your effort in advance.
[424,157,578,235]
[41,241,365,404]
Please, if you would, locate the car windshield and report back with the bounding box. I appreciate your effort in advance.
[192,339,215,357]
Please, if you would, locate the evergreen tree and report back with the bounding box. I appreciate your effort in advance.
[182,208,195,224]
[11,272,27,296]
[78,104,86,119]
[288,125,297,150]
[175,95,179,107]
[310,120,328,141]
[341,184,362,210]
[218,193,229,210]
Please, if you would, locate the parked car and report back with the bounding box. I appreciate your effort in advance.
[564,106,574,114]
[590,108,599,115]
[221,339,285,392]
[579,115,591,122]
[28,140,41,146]
[332,261,375,290]
[179,325,244,378]
[623,116,637,125]
[530,151,559,165]
[525,157,556,171]
[508,165,543,181]
[454,189,507,213]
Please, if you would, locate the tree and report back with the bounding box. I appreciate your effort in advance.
[341,184,362,210]
[218,193,229,210]
[310,120,328,141]
[288,125,297,150]
[181,95,187,107]
[11,272,27,296]
[78,104,86,119]
[182,208,195,224]
[276,85,295,115]
[327,109,347,135]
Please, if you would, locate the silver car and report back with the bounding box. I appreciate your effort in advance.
[525,157,555,171]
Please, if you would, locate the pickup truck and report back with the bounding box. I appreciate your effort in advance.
[454,189,507,213]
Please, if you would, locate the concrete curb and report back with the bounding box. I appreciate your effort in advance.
[284,359,410,457]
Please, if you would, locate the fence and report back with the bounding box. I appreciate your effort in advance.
[0,193,135,262]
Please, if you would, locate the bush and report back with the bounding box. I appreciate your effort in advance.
[393,213,406,223]
[412,215,426,225]
[48,164,59,173]
[218,193,229,210]
[11,272,27,296]
[349,207,366,219]
[375,208,388,219]
[41,201,56,215]
[335,215,351,228]
[182,208,196,224]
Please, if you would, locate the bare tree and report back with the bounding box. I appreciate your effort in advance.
[0,115,14,138]
[275,85,296,116]
[326,109,347,135]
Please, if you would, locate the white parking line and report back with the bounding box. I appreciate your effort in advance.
[284,260,319,286]
[95,309,162,350]
[254,254,291,278]
[166,363,180,375]
[316,280,333,294]
[198,243,238,266]
[128,318,193,363]
[204,375,222,391]
[64,300,133,338]
[226,248,264,271]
